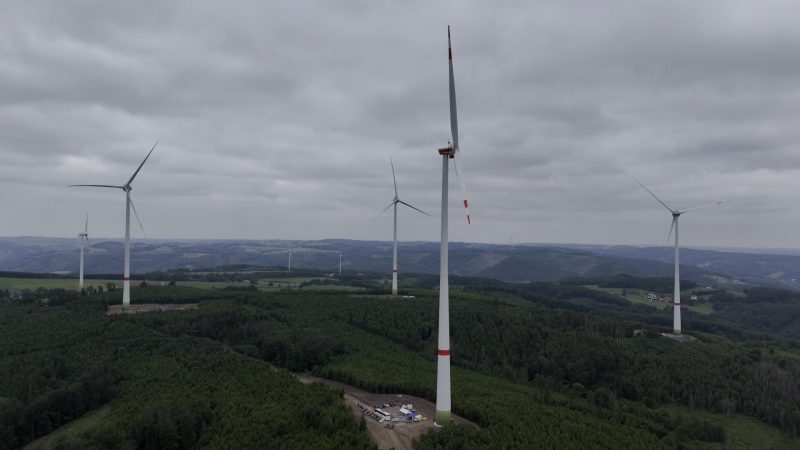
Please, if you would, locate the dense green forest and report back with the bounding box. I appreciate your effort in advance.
[0,288,373,449]
[1,273,800,449]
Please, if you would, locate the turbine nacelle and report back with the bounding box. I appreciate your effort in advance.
[438,146,455,158]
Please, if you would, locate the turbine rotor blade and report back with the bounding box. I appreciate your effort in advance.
[129,196,147,238]
[665,217,676,260]
[679,201,725,215]
[636,179,673,212]
[453,157,471,225]
[448,26,459,152]
[390,155,398,198]
[127,140,159,186]
[398,200,432,217]
[84,213,88,234]
[69,184,124,189]
[371,201,395,222]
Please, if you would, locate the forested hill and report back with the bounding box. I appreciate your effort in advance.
[2,281,799,448]
[566,244,800,290]
[0,237,750,286]
[7,236,800,289]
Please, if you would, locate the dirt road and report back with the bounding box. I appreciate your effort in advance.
[296,373,476,450]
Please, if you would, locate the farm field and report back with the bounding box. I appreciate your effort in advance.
[0,277,119,291]
[0,276,366,293]
[587,286,716,315]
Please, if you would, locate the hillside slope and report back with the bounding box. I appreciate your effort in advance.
[0,238,730,286]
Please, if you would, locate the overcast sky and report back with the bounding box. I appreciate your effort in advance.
[1,0,799,248]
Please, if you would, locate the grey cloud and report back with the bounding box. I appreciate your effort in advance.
[1,0,800,248]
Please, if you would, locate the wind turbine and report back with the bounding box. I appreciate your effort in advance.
[70,141,158,309]
[637,180,723,335]
[78,214,89,291]
[434,26,471,427]
[373,157,431,295]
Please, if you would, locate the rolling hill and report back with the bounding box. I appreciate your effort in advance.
[6,237,800,289]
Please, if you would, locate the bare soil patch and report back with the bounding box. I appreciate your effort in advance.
[660,333,698,342]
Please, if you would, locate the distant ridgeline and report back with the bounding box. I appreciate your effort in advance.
[8,236,800,289]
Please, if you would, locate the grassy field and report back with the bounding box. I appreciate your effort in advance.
[586,286,716,315]
[300,284,366,291]
[0,277,366,294]
[657,404,800,450]
[25,406,112,449]
[172,280,252,290]
[0,277,119,291]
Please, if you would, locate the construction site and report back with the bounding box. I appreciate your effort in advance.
[296,374,475,450]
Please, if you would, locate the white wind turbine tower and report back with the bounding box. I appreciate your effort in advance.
[70,141,158,309]
[338,252,342,275]
[78,214,89,291]
[637,180,723,335]
[434,26,472,427]
[373,157,431,295]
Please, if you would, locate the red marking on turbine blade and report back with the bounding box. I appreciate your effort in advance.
[437,349,450,356]
[463,200,469,208]
[448,27,453,59]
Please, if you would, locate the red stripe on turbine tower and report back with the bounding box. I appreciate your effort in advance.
[437,349,450,356]
[123,277,130,281]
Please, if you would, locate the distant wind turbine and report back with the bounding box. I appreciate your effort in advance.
[637,180,724,335]
[373,157,430,295]
[434,26,471,427]
[338,252,342,275]
[70,141,158,309]
[78,214,89,291]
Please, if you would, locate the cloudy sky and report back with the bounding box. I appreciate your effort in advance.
[1,0,799,248]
